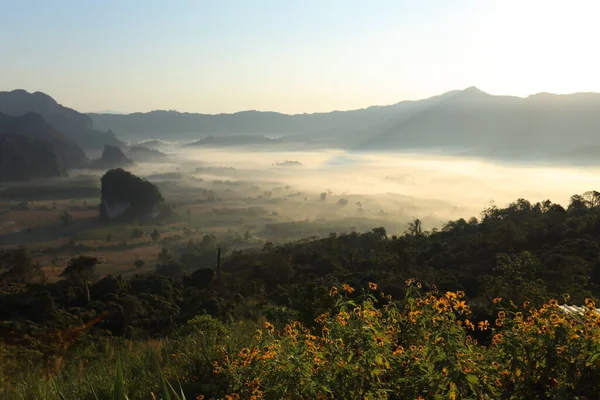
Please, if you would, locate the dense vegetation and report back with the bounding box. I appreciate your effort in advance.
[2,191,600,398]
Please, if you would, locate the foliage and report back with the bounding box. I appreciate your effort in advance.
[212,283,600,399]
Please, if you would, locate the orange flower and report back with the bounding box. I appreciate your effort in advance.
[329,286,338,296]
[453,300,468,313]
[368,282,378,291]
[341,283,354,294]
[478,320,490,331]
[264,321,274,332]
[493,297,502,304]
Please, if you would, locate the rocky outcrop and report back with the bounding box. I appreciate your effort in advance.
[100,168,163,221]
[91,145,133,169]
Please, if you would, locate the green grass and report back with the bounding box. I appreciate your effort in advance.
[0,317,260,400]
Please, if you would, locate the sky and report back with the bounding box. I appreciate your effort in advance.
[1,0,600,114]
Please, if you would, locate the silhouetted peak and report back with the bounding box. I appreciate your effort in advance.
[462,86,488,95]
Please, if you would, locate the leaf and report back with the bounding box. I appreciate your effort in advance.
[587,352,600,367]
[159,371,173,400]
[113,356,128,400]
[465,374,479,391]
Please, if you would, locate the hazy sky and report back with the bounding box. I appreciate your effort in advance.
[1,0,599,114]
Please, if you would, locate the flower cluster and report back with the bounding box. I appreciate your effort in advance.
[204,282,600,399]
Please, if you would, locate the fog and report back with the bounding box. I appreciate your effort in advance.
[116,143,600,236]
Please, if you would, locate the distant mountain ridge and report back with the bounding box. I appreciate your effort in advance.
[0,89,123,149]
[91,87,600,160]
[88,91,458,143]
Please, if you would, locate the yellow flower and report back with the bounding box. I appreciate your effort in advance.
[264,321,274,332]
[368,282,378,291]
[329,286,338,296]
[393,346,405,356]
[341,283,354,294]
[445,291,457,300]
[453,300,468,313]
[478,320,490,331]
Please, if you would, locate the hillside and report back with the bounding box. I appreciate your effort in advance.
[360,87,600,159]
[0,90,123,149]
[0,134,63,181]
[2,191,600,398]
[0,112,88,168]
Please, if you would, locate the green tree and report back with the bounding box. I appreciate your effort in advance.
[60,256,99,304]
[150,229,160,242]
[59,210,73,225]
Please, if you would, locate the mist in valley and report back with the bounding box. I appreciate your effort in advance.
[89,141,600,238]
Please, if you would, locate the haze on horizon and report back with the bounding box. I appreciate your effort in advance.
[1,0,600,115]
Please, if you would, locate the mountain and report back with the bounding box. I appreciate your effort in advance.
[0,134,63,181]
[0,90,123,150]
[127,145,168,162]
[89,88,600,161]
[88,95,455,145]
[0,112,88,168]
[359,87,600,159]
[91,145,134,170]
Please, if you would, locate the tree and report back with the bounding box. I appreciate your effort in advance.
[0,248,45,283]
[320,192,327,201]
[150,229,160,242]
[583,191,600,208]
[60,256,99,304]
[406,218,423,237]
[59,210,73,225]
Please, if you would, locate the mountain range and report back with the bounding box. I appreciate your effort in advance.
[0,90,122,150]
[89,87,600,161]
[2,87,600,177]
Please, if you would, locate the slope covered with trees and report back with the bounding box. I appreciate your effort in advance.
[2,191,600,398]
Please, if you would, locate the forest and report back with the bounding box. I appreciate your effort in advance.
[1,191,600,398]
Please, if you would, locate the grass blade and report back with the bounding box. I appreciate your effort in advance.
[50,377,67,400]
[113,356,128,400]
